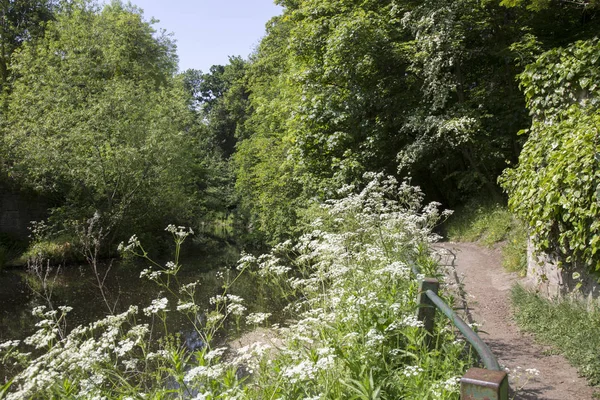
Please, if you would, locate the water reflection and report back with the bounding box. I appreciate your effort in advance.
[0,248,286,347]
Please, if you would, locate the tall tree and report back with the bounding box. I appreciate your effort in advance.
[183,57,251,159]
[3,0,199,240]
[235,0,527,240]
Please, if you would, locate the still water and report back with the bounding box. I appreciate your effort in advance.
[0,246,285,345]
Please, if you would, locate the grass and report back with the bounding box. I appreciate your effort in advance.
[15,235,80,266]
[511,284,600,386]
[444,199,528,275]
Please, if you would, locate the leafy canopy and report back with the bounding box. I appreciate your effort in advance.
[4,0,199,238]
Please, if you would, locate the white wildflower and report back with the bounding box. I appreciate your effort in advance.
[442,377,460,391]
[115,338,135,357]
[143,298,168,316]
[205,347,227,361]
[0,340,20,349]
[282,360,317,383]
[246,312,271,325]
[402,365,424,377]
[365,329,385,348]
[227,303,247,316]
[179,281,200,293]
[209,295,226,305]
[176,301,198,312]
[122,359,138,370]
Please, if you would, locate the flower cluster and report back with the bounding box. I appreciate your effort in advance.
[1,175,471,399]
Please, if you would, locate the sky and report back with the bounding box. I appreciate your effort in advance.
[129,0,283,73]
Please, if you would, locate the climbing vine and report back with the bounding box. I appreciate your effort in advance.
[501,39,600,272]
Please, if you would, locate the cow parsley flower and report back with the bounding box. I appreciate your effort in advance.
[246,312,272,325]
[143,298,168,316]
[403,365,424,377]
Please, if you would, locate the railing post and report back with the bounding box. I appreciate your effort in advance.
[416,278,439,349]
[461,368,509,400]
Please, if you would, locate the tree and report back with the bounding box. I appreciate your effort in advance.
[183,57,251,159]
[235,0,527,241]
[3,0,199,241]
[234,0,600,242]
[233,12,308,242]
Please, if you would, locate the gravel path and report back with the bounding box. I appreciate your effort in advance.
[434,242,597,400]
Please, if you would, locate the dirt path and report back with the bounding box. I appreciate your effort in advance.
[434,242,597,400]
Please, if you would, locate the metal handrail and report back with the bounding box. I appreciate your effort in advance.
[410,260,500,369]
[424,289,500,371]
[410,260,508,400]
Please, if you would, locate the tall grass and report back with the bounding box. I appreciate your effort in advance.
[512,284,600,386]
[0,174,474,399]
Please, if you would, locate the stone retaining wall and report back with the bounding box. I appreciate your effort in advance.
[0,187,48,239]
[524,238,600,303]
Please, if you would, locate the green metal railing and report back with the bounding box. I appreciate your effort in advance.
[411,263,509,400]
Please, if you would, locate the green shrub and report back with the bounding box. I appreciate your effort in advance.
[511,284,600,385]
[446,200,513,245]
[17,236,78,265]
[502,222,528,275]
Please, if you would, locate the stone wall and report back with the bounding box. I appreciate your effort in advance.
[524,238,600,302]
[0,187,49,239]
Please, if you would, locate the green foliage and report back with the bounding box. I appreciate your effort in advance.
[183,56,251,158]
[500,0,600,11]
[233,12,308,242]
[3,0,202,241]
[446,201,514,245]
[511,284,600,385]
[501,39,600,273]
[234,0,548,242]
[398,0,531,200]
[518,38,600,120]
[17,236,78,266]
[502,222,528,275]
[0,0,56,93]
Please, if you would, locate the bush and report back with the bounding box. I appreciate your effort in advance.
[4,1,202,243]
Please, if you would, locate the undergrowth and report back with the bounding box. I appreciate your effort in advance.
[445,200,528,275]
[511,284,600,386]
[0,174,475,399]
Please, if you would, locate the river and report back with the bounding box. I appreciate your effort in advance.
[0,245,285,346]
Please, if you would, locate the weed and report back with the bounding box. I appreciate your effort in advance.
[0,174,474,399]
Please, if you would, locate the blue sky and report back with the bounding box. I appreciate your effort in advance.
[130,0,283,73]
